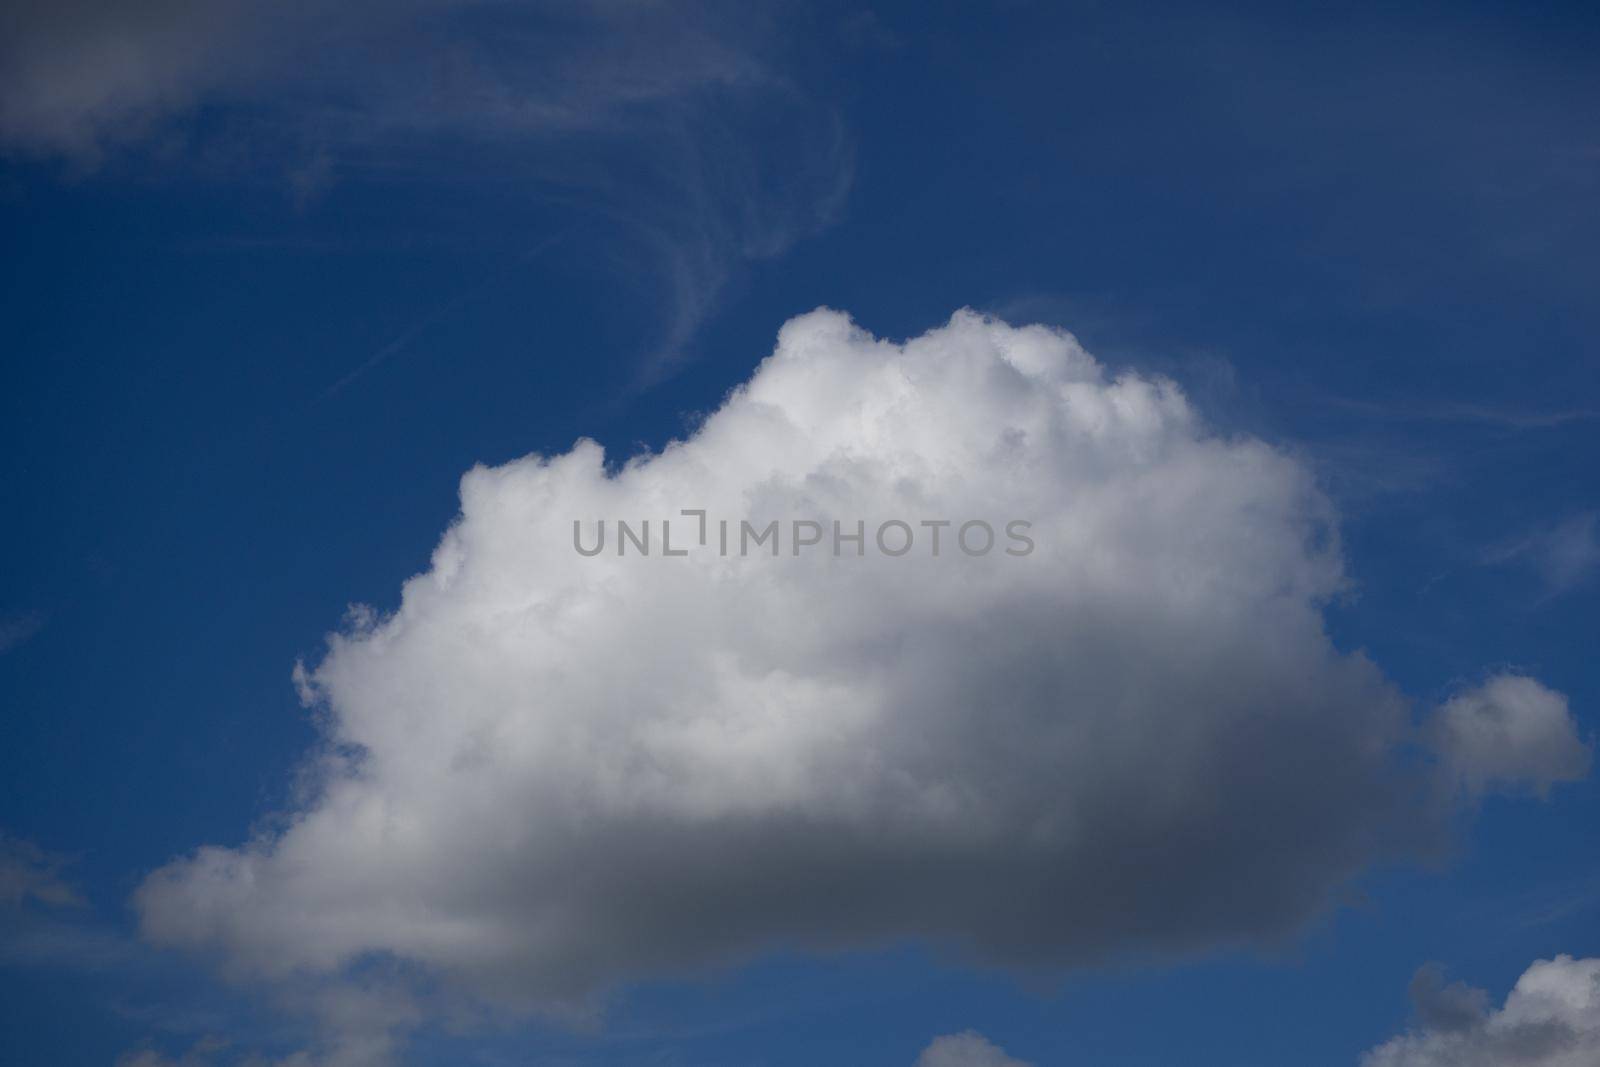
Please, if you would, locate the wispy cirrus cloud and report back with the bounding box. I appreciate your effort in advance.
[0,1,762,162]
[0,833,83,911]
[0,610,45,655]
[1485,512,1600,599]
[2,0,854,382]
[1317,394,1600,432]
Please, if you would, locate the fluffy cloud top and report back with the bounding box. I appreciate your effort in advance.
[135,309,1584,1011]
[916,1031,1032,1067]
[1363,956,1600,1067]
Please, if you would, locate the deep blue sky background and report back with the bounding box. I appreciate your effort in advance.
[2,2,1597,1063]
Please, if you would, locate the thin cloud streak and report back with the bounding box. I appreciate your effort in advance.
[315,228,573,403]
[1319,394,1600,430]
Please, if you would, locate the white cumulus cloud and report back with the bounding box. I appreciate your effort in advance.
[1362,956,1600,1067]
[135,309,1584,1016]
[916,1030,1032,1067]
[1429,674,1590,798]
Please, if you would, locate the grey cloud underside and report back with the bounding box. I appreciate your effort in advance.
[135,310,1586,1013]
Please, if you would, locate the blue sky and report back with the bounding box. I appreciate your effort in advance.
[1,3,1597,1065]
